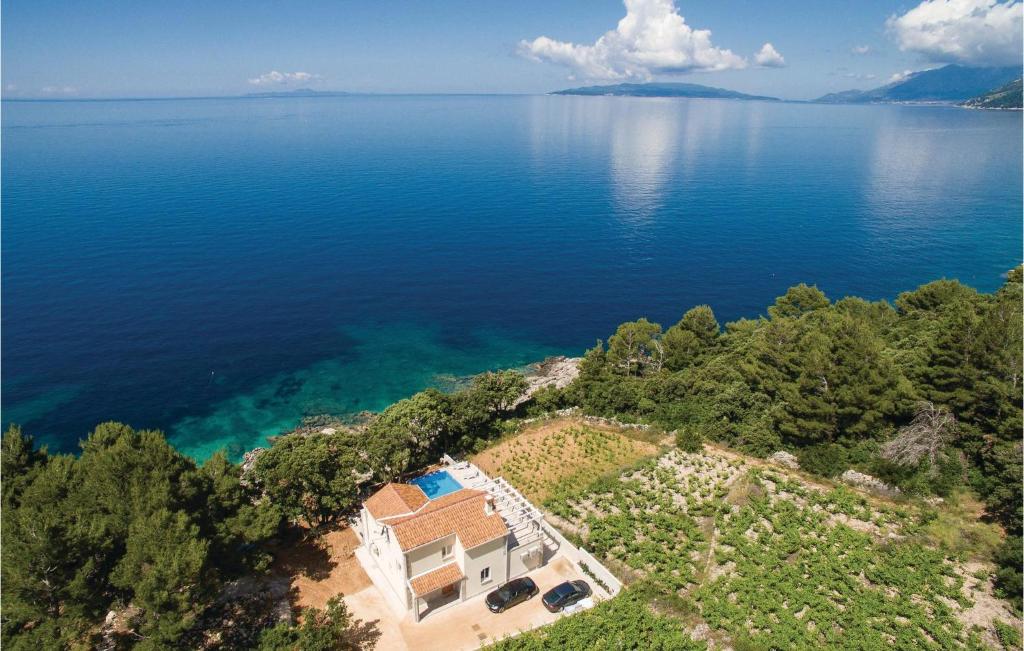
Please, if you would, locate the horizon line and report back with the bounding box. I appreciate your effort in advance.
[1,91,544,103]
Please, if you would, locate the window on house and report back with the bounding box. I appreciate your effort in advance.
[480,567,491,583]
[441,544,453,559]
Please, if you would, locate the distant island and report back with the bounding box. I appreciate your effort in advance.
[960,78,1023,110]
[245,88,351,98]
[551,82,779,101]
[815,64,1022,105]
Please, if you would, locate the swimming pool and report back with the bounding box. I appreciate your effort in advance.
[411,470,463,499]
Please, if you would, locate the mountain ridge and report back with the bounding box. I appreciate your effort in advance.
[550,82,779,101]
[816,64,1022,104]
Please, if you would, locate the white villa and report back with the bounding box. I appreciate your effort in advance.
[353,458,557,621]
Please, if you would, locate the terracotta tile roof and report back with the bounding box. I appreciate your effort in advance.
[409,562,464,596]
[390,488,508,551]
[364,483,429,520]
[395,487,483,517]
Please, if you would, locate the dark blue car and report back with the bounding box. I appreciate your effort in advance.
[541,580,591,612]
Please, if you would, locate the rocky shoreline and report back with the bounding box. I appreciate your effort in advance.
[241,355,582,474]
[515,355,581,405]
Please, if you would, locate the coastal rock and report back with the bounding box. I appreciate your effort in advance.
[241,447,266,478]
[840,470,901,498]
[768,451,800,470]
[99,604,141,650]
[514,356,581,407]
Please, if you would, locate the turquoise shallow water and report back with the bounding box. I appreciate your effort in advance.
[2,95,1020,460]
[170,323,558,461]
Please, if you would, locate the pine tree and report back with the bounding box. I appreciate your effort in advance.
[663,305,720,371]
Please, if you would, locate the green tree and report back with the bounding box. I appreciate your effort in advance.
[469,370,529,414]
[663,305,720,371]
[365,389,458,476]
[767,283,830,320]
[110,509,210,646]
[1,425,48,508]
[606,318,663,376]
[972,272,1023,440]
[993,536,1023,611]
[251,432,364,532]
[2,455,93,628]
[676,427,704,453]
[894,278,978,313]
[191,452,284,574]
[258,596,379,651]
[2,422,290,649]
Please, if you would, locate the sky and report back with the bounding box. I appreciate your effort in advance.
[2,0,1021,100]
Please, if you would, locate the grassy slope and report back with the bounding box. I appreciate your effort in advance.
[962,79,1023,109]
[490,422,1021,650]
[470,418,662,503]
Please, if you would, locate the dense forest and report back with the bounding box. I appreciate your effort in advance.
[553,268,1023,605]
[0,373,528,649]
[2,269,1020,648]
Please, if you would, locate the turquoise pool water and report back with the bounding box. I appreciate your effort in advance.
[411,470,463,499]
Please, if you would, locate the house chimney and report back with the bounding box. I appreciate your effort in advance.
[484,496,494,516]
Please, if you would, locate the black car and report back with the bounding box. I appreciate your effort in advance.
[485,577,539,613]
[541,580,591,612]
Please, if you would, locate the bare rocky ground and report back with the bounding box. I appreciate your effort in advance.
[513,356,581,407]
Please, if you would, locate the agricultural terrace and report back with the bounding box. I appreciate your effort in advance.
[545,448,1022,650]
[470,418,661,503]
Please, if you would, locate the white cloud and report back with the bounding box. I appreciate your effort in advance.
[889,69,915,83]
[754,42,786,67]
[247,70,321,86]
[851,45,872,55]
[518,0,773,80]
[887,0,1022,66]
[40,85,77,95]
[831,67,878,81]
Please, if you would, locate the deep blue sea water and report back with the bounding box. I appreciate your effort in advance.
[3,95,1021,460]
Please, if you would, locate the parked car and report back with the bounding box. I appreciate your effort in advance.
[485,577,539,613]
[541,580,591,612]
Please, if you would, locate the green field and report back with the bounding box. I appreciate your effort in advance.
[533,448,1022,651]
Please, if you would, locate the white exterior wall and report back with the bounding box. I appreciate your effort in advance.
[461,536,508,599]
[360,508,413,608]
[406,534,458,578]
[507,540,546,579]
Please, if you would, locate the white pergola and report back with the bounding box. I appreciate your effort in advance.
[443,457,549,548]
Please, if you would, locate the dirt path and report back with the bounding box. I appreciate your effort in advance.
[272,527,372,611]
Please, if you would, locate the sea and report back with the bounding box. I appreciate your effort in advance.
[2,95,1021,460]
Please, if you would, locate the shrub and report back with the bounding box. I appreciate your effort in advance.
[527,385,567,415]
[796,443,849,478]
[676,427,704,453]
[994,619,1023,650]
[993,536,1023,612]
